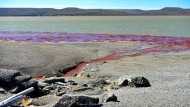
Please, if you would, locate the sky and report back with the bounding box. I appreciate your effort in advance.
[0,0,190,10]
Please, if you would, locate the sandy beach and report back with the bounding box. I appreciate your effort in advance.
[0,40,190,107]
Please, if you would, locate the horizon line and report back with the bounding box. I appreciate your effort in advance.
[0,6,189,10]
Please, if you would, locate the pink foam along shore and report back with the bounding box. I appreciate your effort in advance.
[0,31,190,44]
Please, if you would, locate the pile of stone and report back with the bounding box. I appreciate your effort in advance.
[117,75,151,87]
[0,69,151,107]
[0,69,38,93]
[38,77,68,96]
[102,75,151,93]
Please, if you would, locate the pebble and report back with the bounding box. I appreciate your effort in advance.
[10,86,19,93]
[106,93,118,102]
[82,84,88,87]
[0,87,6,94]
[70,82,78,85]
[38,81,50,88]
[56,91,66,96]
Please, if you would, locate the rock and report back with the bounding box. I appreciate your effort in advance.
[42,84,67,95]
[118,77,129,87]
[72,87,94,92]
[32,95,59,106]
[0,69,40,95]
[89,79,108,88]
[105,79,112,84]
[82,84,88,87]
[55,82,67,86]
[67,80,77,85]
[117,75,151,87]
[55,86,67,92]
[43,85,55,91]
[103,84,119,92]
[56,91,66,96]
[42,77,66,84]
[20,79,38,88]
[42,88,51,95]
[68,80,75,83]
[0,69,20,82]
[53,70,63,77]
[70,82,78,85]
[51,94,99,107]
[130,76,151,87]
[99,80,107,85]
[106,94,118,102]
[38,81,50,88]
[14,75,32,83]
[0,87,6,94]
[10,86,19,93]
[87,74,90,78]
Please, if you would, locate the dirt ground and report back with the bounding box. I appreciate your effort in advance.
[0,41,190,107]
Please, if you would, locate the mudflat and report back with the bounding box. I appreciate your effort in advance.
[0,41,97,77]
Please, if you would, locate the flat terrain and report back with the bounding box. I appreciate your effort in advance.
[96,51,190,106]
[0,41,190,106]
[0,41,96,77]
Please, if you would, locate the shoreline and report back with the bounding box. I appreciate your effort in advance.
[1,33,190,106]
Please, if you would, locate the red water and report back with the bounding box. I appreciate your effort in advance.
[1,31,190,77]
[64,43,190,77]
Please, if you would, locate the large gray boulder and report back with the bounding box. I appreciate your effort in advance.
[0,69,20,82]
[50,94,99,107]
[0,69,38,93]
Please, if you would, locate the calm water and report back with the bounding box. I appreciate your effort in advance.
[0,16,190,36]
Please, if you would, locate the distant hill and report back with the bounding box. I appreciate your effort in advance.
[0,7,190,16]
[144,7,190,15]
[0,8,57,16]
